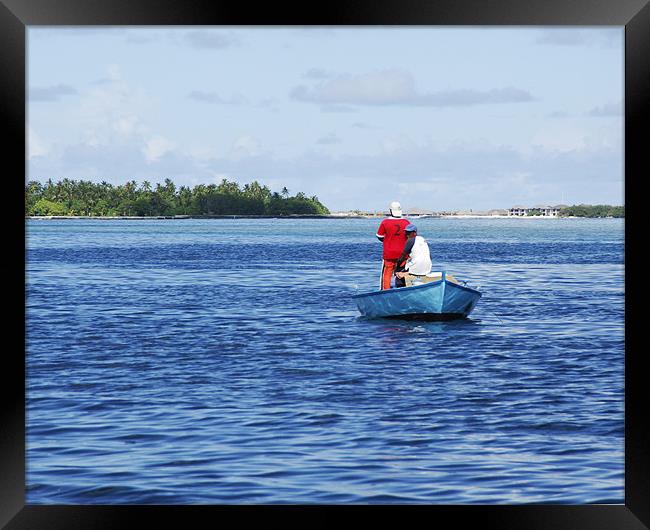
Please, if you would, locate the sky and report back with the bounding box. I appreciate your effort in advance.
[27,26,624,212]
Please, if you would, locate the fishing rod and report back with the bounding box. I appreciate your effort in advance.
[473,284,505,324]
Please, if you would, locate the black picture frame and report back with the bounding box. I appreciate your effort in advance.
[2,1,647,528]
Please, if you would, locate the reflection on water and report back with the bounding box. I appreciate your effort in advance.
[26,219,624,504]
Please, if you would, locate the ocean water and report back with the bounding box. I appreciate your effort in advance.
[26,218,625,504]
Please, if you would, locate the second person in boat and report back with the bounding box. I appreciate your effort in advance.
[394,224,432,287]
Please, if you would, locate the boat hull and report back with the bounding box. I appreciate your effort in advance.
[353,276,481,320]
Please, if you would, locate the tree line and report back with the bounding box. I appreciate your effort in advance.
[25,178,330,217]
[557,205,624,218]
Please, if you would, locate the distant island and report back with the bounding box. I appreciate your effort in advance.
[331,204,624,219]
[25,178,330,217]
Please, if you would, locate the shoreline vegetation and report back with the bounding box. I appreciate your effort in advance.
[26,179,623,219]
[25,178,330,218]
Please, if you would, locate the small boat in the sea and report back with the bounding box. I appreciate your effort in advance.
[353,271,481,320]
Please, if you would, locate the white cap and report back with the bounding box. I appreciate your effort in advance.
[389,201,403,217]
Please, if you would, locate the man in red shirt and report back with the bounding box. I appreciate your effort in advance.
[376,201,411,290]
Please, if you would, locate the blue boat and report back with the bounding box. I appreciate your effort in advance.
[353,271,481,320]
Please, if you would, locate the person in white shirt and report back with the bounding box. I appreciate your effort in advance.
[394,224,432,287]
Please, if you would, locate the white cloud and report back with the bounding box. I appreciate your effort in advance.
[302,68,334,79]
[76,66,153,148]
[317,133,341,145]
[113,115,139,137]
[535,29,622,48]
[396,179,453,195]
[125,31,165,44]
[352,122,378,129]
[29,84,77,102]
[528,123,621,155]
[188,91,248,105]
[257,98,280,110]
[588,101,622,117]
[529,130,588,153]
[143,135,175,163]
[228,135,266,159]
[320,104,358,113]
[292,69,414,106]
[30,65,189,174]
[27,127,49,159]
[183,31,240,49]
[106,64,121,81]
[380,135,418,154]
[291,69,534,107]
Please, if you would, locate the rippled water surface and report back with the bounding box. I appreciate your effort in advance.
[26,218,625,504]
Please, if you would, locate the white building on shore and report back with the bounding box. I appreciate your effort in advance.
[508,205,563,217]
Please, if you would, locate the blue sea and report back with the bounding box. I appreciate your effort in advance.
[26,218,625,504]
